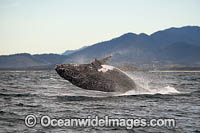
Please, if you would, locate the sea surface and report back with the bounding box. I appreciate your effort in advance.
[0,70,199,133]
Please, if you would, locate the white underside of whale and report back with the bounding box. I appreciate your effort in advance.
[98,65,114,73]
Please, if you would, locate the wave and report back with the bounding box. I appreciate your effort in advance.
[14,103,42,107]
[119,86,180,96]
[56,95,109,101]
[0,92,35,97]
[0,110,19,116]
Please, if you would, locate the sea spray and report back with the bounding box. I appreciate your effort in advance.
[119,71,180,95]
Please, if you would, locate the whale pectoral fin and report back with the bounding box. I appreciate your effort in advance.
[99,56,112,64]
[91,56,112,66]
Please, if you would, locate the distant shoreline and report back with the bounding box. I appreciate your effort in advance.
[0,70,43,72]
[1,69,200,73]
[149,70,200,73]
[1,64,200,72]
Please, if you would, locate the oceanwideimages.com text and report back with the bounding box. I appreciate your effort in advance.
[25,115,176,129]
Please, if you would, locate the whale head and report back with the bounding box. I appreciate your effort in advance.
[55,56,112,83]
[55,64,86,82]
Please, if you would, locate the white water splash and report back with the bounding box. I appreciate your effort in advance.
[150,85,180,94]
[118,71,180,96]
[120,86,180,96]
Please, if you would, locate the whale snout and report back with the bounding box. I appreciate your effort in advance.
[55,64,76,77]
[55,64,63,71]
[55,64,69,75]
[55,64,81,82]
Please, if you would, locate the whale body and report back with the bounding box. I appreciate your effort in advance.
[55,56,137,92]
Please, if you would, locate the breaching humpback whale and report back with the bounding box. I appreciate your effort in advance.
[55,56,137,92]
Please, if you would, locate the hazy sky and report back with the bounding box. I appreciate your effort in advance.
[0,0,199,55]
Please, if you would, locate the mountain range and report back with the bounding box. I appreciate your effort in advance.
[62,46,88,56]
[0,53,67,70]
[0,26,200,70]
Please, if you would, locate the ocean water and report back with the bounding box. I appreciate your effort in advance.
[0,70,199,133]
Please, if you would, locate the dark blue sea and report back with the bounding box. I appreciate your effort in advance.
[0,70,199,133]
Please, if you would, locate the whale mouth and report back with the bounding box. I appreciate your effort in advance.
[55,64,71,77]
[55,65,64,73]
